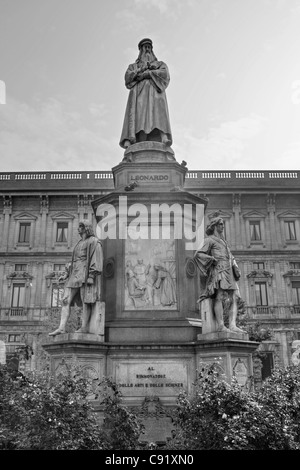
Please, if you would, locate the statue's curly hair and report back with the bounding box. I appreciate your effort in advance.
[78,221,95,238]
[205,216,223,236]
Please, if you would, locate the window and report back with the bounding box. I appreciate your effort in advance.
[11,284,25,307]
[250,221,261,241]
[51,285,64,307]
[56,222,68,242]
[15,264,27,272]
[290,262,300,270]
[8,334,22,343]
[18,223,30,243]
[84,213,88,219]
[292,281,300,306]
[53,264,65,272]
[255,282,268,306]
[285,221,297,240]
[253,262,265,270]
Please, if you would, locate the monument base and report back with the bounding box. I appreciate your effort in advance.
[43,333,259,442]
[196,336,259,389]
[43,338,198,443]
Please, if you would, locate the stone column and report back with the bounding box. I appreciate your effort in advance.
[0,262,5,305]
[267,193,277,249]
[232,194,242,249]
[39,195,49,250]
[2,196,12,250]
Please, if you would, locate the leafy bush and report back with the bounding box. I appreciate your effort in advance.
[97,377,144,450]
[167,363,300,450]
[0,364,105,450]
[0,364,143,450]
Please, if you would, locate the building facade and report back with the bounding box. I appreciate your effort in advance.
[0,169,299,382]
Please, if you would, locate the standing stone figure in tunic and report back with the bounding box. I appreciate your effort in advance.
[194,214,244,333]
[49,222,103,336]
[119,38,172,149]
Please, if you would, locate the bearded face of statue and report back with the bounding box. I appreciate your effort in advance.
[139,43,156,64]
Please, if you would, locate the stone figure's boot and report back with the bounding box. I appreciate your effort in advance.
[214,298,230,332]
[229,322,244,333]
[76,307,90,334]
[216,323,230,333]
[48,307,69,336]
[228,299,244,333]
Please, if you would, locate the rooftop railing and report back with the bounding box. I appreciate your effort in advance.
[0,170,298,181]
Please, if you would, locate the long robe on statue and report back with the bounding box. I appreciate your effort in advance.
[119,60,172,148]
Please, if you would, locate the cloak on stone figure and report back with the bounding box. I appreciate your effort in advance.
[119,38,172,148]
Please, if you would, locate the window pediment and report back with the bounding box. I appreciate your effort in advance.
[14,212,37,221]
[51,211,75,220]
[277,210,300,219]
[7,271,33,280]
[206,210,232,219]
[247,270,273,285]
[6,271,33,288]
[243,210,266,219]
[247,270,273,279]
[283,269,300,278]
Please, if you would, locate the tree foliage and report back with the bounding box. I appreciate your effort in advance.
[0,364,105,450]
[167,363,300,450]
[0,364,143,450]
[97,377,144,450]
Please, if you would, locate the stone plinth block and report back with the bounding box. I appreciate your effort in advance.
[197,330,249,341]
[111,160,188,192]
[196,337,259,390]
[43,334,107,382]
[122,141,176,164]
[50,332,105,343]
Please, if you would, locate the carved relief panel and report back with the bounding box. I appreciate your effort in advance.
[124,235,177,311]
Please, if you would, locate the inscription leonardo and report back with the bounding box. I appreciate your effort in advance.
[130,174,169,181]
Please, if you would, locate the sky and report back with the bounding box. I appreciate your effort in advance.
[1,0,300,172]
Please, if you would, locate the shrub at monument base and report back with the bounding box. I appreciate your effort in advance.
[96,377,144,450]
[0,365,143,450]
[167,364,300,450]
[0,364,106,450]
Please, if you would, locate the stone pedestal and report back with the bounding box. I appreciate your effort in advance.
[196,334,258,389]
[122,141,176,163]
[43,333,106,385]
[112,143,187,193]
